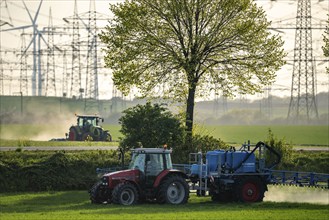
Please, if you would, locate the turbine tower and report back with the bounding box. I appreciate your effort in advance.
[2,0,48,96]
[287,0,319,123]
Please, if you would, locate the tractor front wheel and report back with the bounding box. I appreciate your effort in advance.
[89,181,111,204]
[104,132,112,142]
[112,182,139,205]
[235,176,265,203]
[82,132,93,141]
[157,174,189,205]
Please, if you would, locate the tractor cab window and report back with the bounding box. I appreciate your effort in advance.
[78,118,83,126]
[165,153,173,169]
[89,118,97,126]
[146,154,164,176]
[78,117,97,127]
[129,153,145,173]
[90,118,97,126]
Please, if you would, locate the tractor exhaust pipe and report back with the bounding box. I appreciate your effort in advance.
[118,148,125,169]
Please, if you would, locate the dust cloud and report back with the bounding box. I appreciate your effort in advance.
[264,185,329,204]
[0,110,77,141]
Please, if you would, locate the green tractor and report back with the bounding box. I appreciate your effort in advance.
[67,115,112,142]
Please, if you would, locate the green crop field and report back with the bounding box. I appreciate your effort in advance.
[0,188,328,220]
[196,125,329,146]
[1,124,328,147]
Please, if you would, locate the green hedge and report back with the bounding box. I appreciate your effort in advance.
[0,150,121,192]
[0,150,328,193]
[286,151,329,173]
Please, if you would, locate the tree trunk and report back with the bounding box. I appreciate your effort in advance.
[185,81,197,145]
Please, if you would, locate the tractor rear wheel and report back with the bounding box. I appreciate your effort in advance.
[235,176,265,203]
[157,174,189,205]
[89,181,111,204]
[68,127,77,141]
[112,182,139,205]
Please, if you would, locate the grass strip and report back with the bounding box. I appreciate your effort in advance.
[0,191,328,220]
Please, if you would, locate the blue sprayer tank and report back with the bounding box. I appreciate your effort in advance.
[191,150,256,177]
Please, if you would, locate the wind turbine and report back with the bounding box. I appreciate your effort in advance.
[1,0,49,96]
[0,0,14,27]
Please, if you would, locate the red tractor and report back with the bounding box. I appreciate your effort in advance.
[89,148,189,205]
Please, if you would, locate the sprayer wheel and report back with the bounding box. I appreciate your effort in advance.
[235,176,265,203]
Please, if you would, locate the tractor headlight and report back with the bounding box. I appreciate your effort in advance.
[101,176,108,186]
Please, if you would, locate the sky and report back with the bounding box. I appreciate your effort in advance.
[0,0,328,100]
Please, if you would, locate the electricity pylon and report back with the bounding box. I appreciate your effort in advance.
[287,0,319,123]
[45,8,56,97]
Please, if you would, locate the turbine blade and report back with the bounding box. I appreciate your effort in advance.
[34,0,43,24]
[22,0,34,23]
[1,24,33,32]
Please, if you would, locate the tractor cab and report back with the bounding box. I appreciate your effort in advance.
[129,148,173,187]
[76,115,104,130]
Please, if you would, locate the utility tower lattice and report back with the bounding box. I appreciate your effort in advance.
[82,0,111,113]
[287,0,319,123]
[20,31,28,95]
[84,0,99,114]
[45,8,56,97]
[62,50,68,97]
[69,0,82,99]
[85,0,98,100]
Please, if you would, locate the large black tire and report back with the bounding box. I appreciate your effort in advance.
[89,127,100,141]
[89,181,111,204]
[68,127,77,141]
[235,176,265,203]
[112,182,139,205]
[157,174,189,205]
[103,132,112,142]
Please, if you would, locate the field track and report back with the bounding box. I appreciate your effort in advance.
[0,145,327,151]
[0,146,118,151]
